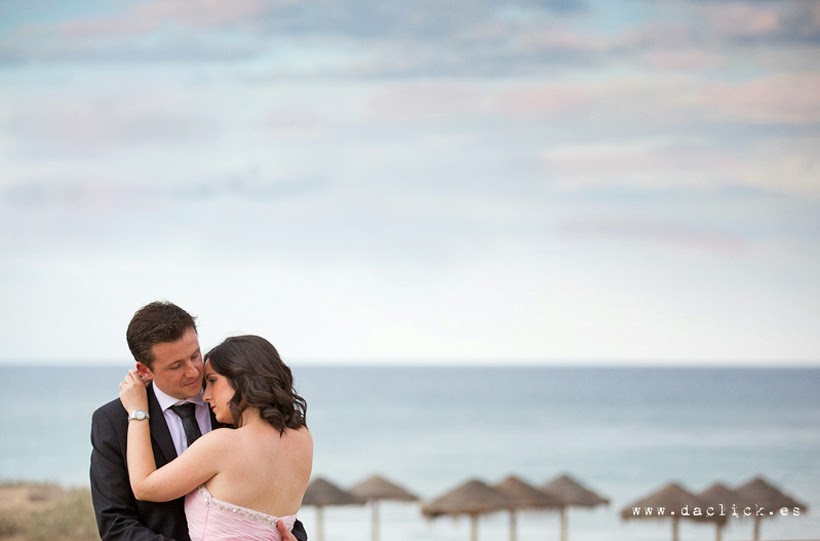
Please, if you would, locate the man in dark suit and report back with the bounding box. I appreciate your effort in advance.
[90,301,308,541]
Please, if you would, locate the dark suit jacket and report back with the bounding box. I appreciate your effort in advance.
[90,384,308,541]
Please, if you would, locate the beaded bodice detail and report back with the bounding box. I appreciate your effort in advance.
[185,485,297,541]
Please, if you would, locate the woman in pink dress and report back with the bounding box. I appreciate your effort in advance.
[119,335,313,541]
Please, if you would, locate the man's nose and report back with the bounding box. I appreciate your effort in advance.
[185,360,200,378]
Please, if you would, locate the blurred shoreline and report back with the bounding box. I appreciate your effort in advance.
[4,365,818,540]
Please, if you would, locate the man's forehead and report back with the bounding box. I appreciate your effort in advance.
[151,330,200,361]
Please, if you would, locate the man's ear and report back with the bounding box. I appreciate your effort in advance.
[136,362,153,381]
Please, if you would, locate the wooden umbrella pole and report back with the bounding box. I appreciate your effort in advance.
[316,506,325,541]
[508,509,517,541]
[560,506,568,541]
[371,500,380,541]
[471,513,479,541]
[753,516,761,541]
[715,523,723,541]
[672,516,679,541]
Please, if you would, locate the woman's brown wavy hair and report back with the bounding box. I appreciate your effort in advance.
[204,335,307,433]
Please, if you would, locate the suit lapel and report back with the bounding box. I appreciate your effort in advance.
[147,384,178,464]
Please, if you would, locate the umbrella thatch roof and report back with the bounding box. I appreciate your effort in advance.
[422,479,509,518]
[303,477,364,507]
[734,476,808,512]
[494,475,564,510]
[621,482,712,523]
[698,482,754,509]
[349,474,418,503]
[541,474,609,508]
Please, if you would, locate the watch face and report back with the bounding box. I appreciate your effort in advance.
[135,410,146,420]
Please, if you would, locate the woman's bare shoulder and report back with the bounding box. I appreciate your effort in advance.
[287,426,311,439]
[192,427,235,450]
[285,426,313,455]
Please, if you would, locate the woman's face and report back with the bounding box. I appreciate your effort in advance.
[202,361,235,424]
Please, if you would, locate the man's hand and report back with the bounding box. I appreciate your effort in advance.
[277,520,298,541]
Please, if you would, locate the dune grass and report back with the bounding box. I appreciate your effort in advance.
[0,483,98,541]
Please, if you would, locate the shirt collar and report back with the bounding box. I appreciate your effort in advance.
[152,382,207,413]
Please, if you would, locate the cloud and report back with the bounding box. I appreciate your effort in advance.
[171,173,328,201]
[696,0,820,44]
[703,2,781,41]
[558,216,748,253]
[7,90,212,152]
[1,178,158,213]
[698,74,820,125]
[14,0,584,44]
[496,82,590,116]
[541,135,820,199]
[0,0,751,75]
[39,0,286,38]
[368,81,488,121]
[0,0,815,84]
[542,140,733,188]
[591,2,820,72]
[0,172,327,212]
[266,109,323,139]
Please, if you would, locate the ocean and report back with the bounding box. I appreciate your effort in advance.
[2,365,818,541]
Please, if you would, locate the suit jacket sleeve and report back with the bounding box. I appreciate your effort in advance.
[291,518,308,541]
[90,406,176,541]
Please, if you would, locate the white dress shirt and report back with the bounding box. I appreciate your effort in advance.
[153,383,213,456]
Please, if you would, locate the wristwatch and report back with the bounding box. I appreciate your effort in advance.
[127,409,150,422]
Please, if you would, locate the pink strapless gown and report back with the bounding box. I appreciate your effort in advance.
[185,486,298,541]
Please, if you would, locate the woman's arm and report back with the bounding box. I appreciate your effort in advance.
[119,370,226,502]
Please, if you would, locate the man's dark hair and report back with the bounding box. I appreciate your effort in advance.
[126,301,197,369]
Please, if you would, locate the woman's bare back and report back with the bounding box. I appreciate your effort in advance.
[203,424,313,516]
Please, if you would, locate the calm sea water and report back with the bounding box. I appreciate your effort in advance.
[2,365,818,541]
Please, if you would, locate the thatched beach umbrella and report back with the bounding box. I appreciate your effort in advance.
[349,474,418,541]
[493,475,563,541]
[302,477,364,541]
[620,482,712,541]
[422,478,509,541]
[734,476,808,541]
[697,483,745,541]
[541,474,609,541]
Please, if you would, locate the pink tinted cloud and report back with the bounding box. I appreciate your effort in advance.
[369,81,486,121]
[3,179,162,215]
[639,49,718,70]
[51,0,285,38]
[134,0,276,30]
[497,83,589,116]
[542,136,820,198]
[520,27,605,53]
[620,4,779,51]
[559,217,748,254]
[615,22,718,69]
[702,75,820,124]
[266,110,322,139]
[543,143,733,185]
[11,92,207,150]
[453,20,514,43]
[703,2,781,40]
[618,22,697,51]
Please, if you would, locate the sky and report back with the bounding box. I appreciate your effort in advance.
[0,0,818,366]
